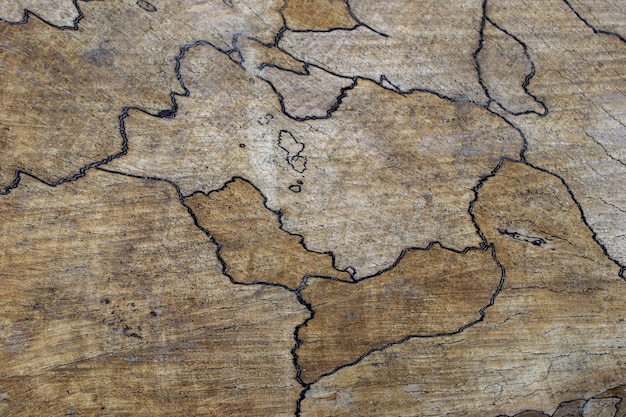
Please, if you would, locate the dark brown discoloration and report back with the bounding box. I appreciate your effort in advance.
[297,245,503,383]
[282,0,357,31]
[185,178,352,290]
[302,161,625,416]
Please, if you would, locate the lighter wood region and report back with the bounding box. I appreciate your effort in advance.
[108,42,523,277]
[0,0,78,27]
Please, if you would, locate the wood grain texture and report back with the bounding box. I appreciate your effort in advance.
[0,0,284,192]
[0,0,625,415]
[0,170,306,416]
[487,0,626,267]
[108,45,523,276]
[280,0,489,102]
[566,0,626,41]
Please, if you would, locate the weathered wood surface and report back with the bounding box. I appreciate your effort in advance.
[0,0,625,416]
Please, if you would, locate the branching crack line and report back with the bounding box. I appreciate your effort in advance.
[583,130,626,169]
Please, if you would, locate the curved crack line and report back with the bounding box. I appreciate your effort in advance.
[343,0,389,38]
[583,130,626,168]
[473,0,549,117]
[474,0,494,110]
[562,0,626,44]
